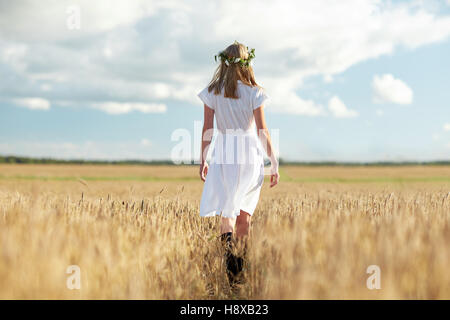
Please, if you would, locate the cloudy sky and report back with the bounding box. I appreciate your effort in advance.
[1,0,450,162]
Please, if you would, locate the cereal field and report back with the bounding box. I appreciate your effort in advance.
[0,164,449,299]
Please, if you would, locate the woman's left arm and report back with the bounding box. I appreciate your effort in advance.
[200,104,214,181]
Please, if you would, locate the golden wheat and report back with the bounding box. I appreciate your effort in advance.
[0,164,449,299]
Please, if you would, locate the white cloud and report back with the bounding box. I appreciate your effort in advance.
[91,102,167,114]
[0,1,449,116]
[0,42,28,72]
[323,74,333,83]
[0,140,162,160]
[0,1,162,42]
[12,97,50,110]
[140,138,151,146]
[372,74,413,105]
[267,85,326,116]
[328,96,359,118]
[444,123,450,131]
[376,109,384,116]
[40,84,52,92]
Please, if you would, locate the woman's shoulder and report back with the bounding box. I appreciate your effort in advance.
[249,85,267,100]
[238,81,264,93]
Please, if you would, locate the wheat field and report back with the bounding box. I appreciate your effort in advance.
[0,164,449,299]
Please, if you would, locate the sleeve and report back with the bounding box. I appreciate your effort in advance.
[253,87,269,109]
[197,86,214,110]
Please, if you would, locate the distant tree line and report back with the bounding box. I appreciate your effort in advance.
[277,159,450,166]
[0,155,449,166]
[0,155,173,165]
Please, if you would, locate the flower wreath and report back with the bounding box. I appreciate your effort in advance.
[214,45,255,67]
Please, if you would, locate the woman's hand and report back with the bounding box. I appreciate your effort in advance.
[270,162,279,188]
[270,172,279,188]
[199,161,209,182]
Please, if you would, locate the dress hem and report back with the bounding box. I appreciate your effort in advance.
[200,208,254,219]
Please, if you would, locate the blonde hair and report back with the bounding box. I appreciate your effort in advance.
[208,41,259,99]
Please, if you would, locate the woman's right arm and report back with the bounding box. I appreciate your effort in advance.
[253,105,279,187]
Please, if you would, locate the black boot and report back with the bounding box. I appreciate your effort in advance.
[220,232,244,285]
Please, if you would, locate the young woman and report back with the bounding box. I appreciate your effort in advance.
[197,41,279,283]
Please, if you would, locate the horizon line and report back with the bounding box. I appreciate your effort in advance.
[0,154,449,166]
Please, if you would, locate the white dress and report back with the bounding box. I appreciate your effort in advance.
[197,80,269,219]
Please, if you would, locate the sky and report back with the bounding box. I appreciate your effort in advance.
[0,0,449,162]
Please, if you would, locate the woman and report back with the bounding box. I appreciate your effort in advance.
[197,41,279,284]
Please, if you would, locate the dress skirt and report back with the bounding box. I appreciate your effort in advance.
[199,130,265,219]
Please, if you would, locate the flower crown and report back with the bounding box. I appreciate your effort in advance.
[214,46,255,67]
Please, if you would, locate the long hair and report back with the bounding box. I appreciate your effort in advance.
[207,42,259,99]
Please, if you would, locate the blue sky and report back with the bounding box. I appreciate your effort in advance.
[0,0,449,161]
